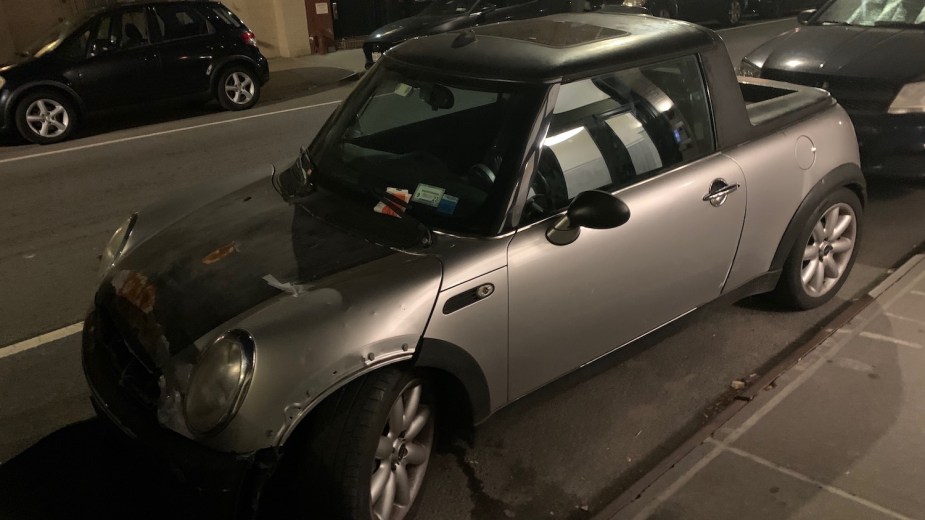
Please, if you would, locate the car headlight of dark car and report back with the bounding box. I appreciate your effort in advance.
[888,81,925,114]
[184,330,256,436]
[0,75,6,90]
[738,59,761,78]
[99,214,136,277]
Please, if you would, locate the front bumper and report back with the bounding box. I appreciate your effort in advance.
[0,88,11,132]
[81,311,276,518]
[849,111,925,180]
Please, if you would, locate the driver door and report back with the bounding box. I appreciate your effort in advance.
[507,56,747,399]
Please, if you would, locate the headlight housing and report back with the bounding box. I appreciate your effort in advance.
[738,59,762,78]
[0,76,6,90]
[184,330,256,436]
[622,0,647,7]
[888,81,925,114]
[99,214,136,278]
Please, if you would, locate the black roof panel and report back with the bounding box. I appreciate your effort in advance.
[384,12,720,83]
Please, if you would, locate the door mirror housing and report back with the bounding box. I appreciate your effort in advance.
[797,9,816,24]
[546,190,630,246]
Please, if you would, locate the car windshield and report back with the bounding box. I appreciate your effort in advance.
[813,0,925,26]
[307,64,546,236]
[20,13,92,58]
[420,0,481,16]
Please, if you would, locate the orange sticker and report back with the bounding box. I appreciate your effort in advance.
[203,242,239,265]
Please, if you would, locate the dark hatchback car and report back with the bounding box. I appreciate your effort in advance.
[741,0,925,179]
[0,1,269,144]
[363,0,571,68]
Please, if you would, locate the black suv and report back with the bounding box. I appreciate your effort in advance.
[0,1,269,144]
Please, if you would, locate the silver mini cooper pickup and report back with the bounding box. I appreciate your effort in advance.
[83,11,865,520]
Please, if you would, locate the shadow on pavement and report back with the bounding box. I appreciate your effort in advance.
[0,65,358,148]
[0,419,197,520]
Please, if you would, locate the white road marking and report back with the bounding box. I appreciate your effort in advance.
[0,100,342,166]
[713,440,917,520]
[859,331,923,349]
[0,323,84,360]
[911,290,925,297]
[885,312,925,327]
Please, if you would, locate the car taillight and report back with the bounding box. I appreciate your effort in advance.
[241,31,257,47]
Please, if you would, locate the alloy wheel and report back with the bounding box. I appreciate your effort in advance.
[800,202,857,297]
[24,99,69,138]
[225,72,256,105]
[370,380,434,520]
[728,0,742,24]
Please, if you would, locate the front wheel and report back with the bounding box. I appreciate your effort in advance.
[216,66,261,111]
[15,90,78,144]
[775,188,862,310]
[284,367,435,520]
[719,0,743,26]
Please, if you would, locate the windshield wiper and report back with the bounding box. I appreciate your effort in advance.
[272,147,316,201]
[817,20,852,25]
[873,21,925,28]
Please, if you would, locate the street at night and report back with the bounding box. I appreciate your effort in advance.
[2,12,925,520]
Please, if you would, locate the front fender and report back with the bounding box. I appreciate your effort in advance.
[191,253,443,453]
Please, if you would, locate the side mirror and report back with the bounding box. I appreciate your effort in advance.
[797,9,815,24]
[546,190,630,246]
[89,39,115,56]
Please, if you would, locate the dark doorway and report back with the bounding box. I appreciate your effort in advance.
[332,0,431,38]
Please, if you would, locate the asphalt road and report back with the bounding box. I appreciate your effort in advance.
[2,17,924,520]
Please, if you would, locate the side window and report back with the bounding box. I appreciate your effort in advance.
[208,6,244,29]
[524,55,714,223]
[153,5,212,41]
[59,28,91,59]
[116,9,152,49]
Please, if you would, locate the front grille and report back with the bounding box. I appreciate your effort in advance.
[762,70,898,113]
[92,308,161,410]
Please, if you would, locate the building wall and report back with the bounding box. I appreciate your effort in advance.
[0,1,14,63]
[2,0,79,53]
[224,0,311,58]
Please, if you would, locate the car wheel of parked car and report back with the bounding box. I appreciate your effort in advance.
[776,188,862,310]
[289,366,435,520]
[14,90,77,145]
[217,66,261,111]
[719,0,743,26]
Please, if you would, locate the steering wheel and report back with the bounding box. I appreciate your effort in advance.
[465,163,496,192]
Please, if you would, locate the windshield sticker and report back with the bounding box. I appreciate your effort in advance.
[412,183,446,207]
[437,194,459,216]
[373,187,411,218]
[394,83,413,97]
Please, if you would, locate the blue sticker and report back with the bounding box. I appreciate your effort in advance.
[673,128,682,143]
[437,194,459,215]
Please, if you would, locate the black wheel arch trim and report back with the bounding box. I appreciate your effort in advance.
[770,163,866,272]
[5,80,85,122]
[413,338,492,424]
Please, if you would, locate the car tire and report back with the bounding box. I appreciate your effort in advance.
[283,366,436,520]
[719,0,743,26]
[14,89,78,145]
[775,188,862,310]
[216,65,261,111]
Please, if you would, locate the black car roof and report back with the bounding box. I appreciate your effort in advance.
[384,12,720,83]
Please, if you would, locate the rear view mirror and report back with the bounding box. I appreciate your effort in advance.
[546,190,630,246]
[420,84,454,111]
[797,9,816,24]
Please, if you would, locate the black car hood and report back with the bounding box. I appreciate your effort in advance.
[366,14,471,43]
[96,177,412,361]
[748,25,925,83]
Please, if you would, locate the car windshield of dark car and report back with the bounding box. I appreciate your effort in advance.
[420,0,481,16]
[814,0,925,26]
[21,15,90,58]
[309,66,545,236]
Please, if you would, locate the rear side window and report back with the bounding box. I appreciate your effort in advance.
[153,4,213,41]
[116,9,152,49]
[208,5,244,28]
[522,55,715,223]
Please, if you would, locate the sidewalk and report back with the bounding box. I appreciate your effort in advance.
[605,254,925,520]
[260,49,366,103]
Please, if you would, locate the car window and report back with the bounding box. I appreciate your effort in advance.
[153,4,212,41]
[59,27,91,59]
[816,0,925,26]
[116,9,152,49]
[208,5,244,28]
[523,54,714,223]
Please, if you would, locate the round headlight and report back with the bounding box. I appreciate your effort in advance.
[99,214,136,277]
[184,330,256,436]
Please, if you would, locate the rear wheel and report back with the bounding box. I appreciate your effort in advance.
[14,90,77,144]
[775,188,862,309]
[284,367,435,520]
[216,66,261,111]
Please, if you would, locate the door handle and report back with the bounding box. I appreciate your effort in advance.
[702,179,739,207]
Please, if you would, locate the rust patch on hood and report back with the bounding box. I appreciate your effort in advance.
[202,241,239,265]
